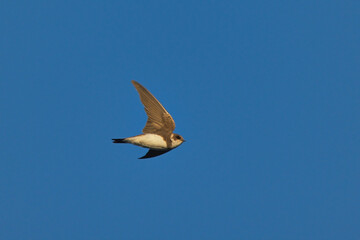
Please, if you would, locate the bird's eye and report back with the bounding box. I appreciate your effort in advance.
[176,135,181,139]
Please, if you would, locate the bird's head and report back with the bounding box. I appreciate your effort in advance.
[171,133,186,147]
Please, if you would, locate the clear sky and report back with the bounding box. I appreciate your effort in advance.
[1,1,359,239]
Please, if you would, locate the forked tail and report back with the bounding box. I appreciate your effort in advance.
[112,138,127,143]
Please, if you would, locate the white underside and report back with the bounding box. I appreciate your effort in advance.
[126,134,168,149]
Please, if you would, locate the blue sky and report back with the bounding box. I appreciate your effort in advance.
[1,1,359,239]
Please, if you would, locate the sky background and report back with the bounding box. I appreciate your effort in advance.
[1,1,359,239]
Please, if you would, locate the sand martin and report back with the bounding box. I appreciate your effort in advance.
[112,80,185,159]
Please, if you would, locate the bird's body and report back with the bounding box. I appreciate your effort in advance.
[124,134,169,149]
[112,80,185,159]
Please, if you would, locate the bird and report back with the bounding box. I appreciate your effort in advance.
[112,80,185,159]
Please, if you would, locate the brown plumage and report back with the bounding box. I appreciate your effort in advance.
[131,80,176,136]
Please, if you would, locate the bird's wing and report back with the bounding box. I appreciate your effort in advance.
[139,149,172,159]
[131,80,175,134]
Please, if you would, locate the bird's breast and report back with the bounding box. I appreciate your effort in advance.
[127,134,168,149]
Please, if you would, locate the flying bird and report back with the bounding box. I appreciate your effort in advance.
[112,80,185,159]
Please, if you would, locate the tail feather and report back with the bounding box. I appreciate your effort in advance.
[112,138,127,143]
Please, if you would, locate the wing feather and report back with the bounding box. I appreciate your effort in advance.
[138,149,172,159]
[131,80,176,134]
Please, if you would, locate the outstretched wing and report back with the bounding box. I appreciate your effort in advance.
[131,80,175,134]
[139,149,172,159]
